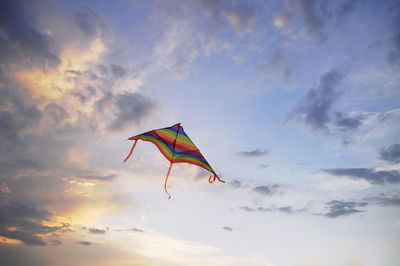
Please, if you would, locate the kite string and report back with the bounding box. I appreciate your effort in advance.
[164,161,173,199]
[123,139,138,163]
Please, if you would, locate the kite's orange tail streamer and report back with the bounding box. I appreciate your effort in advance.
[164,162,173,199]
[208,174,225,183]
[123,139,138,163]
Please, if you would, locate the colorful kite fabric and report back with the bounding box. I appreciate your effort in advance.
[124,123,224,198]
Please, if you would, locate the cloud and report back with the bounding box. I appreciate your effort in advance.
[95,90,155,131]
[0,0,60,67]
[77,241,92,246]
[194,0,259,34]
[237,149,268,158]
[110,64,128,78]
[222,226,233,232]
[258,51,284,72]
[73,6,109,40]
[50,239,63,246]
[365,191,400,207]
[298,0,361,40]
[152,0,259,78]
[290,70,344,132]
[229,179,243,188]
[0,85,43,173]
[239,205,306,215]
[379,143,400,164]
[253,185,280,196]
[0,86,42,150]
[322,168,400,185]
[273,0,361,41]
[258,163,270,169]
[0,200,66,245]
[43,103,69,125]
[114,228,144,233]
[78,174,117,182]
[387,3,400,67]
[273,10,294,35]
[88,228,106,234]
[334,111,364,131]
[108,92,155,131]
[223,3,259,33]
[298,0,326,39]
[324,200,367,218]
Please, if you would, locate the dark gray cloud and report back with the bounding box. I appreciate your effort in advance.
[88,228,106,234]
[50,239,63,246]
[95,92,114,113]
[223,2,259,33]
[322,168,400,185]
[222,226,233,231]
[0,0,60,67]
[292,70,344,132]
[237,149,267,158]
[0,243,45,266]
[77,241,92,246]
[324,200,367,218]
[253,185,280,196]
[71,92,87,104]
[78,174,117,182]
[95,91,155,131]
[387,2,400,67]
[194,0,259,33]
[108,92,155,131]
[239,206,256,212]
[258,163,270,169]
[239,205,306,215]
[0,86,43,173]
[113,228,143,233]
[0,86,42,153]
[110,64,128,78]
[0,200,65,245]
[73,6,108,39]
[334,111,364,131]
[379,143,400,164]
[229,179,243,188]
[43,103,69,125]
[298,0,361,40]
[192,168,212,182]
[298,0,326,39]
[366,191,400,207]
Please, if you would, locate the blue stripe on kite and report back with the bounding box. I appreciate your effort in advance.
[174,150,207,162]
[140,132,176,153]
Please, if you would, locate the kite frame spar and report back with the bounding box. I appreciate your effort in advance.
[123,123,224,198]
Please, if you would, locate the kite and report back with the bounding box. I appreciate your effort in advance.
[123,123,224,198]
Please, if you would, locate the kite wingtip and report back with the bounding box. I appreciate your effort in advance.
[208,174,225,184]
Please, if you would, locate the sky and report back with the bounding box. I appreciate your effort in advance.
[0,0,400,265]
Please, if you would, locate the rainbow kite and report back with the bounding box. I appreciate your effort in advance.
[124,123,224,198]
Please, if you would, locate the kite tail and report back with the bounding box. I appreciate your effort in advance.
[208,174,225,183]
[123,139,138,163]
[164,162,173,199]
